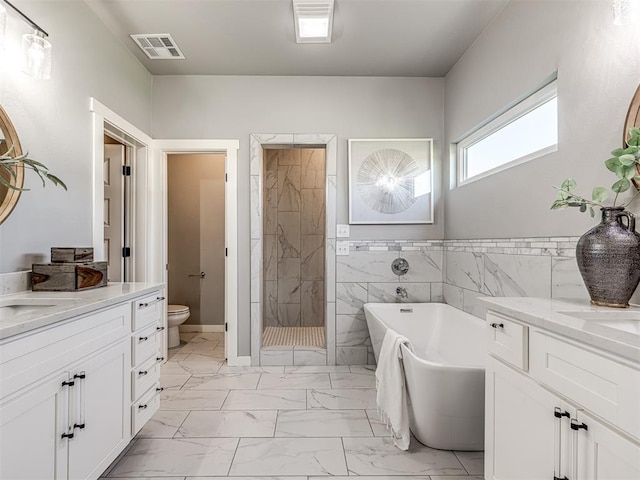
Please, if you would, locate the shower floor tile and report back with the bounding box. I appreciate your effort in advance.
[263,326,325,347]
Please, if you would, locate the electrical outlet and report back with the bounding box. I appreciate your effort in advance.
[336,241,350,256]
[337,224,350,238]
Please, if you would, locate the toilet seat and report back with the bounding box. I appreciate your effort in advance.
[168,304,189,315]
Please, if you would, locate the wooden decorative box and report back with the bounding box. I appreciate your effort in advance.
[51,247,94,263]
[32,261,107,291]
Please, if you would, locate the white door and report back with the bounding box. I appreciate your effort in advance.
[104,144,125,282]
[487,357,561,480]
[68,340,130,480]
[0,371,70,480]
[575,410,640,480]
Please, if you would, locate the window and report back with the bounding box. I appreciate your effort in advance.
[457,80,558,185]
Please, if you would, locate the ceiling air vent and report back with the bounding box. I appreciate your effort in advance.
[292,0,335,44]
[130,34,185,60]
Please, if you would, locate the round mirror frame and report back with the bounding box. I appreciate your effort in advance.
[0,105,24,225]
[625,85,640,191]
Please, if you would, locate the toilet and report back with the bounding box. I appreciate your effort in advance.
[167,304,190,348]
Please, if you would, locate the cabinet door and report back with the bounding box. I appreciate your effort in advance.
[487,356,563,480]
[575,410,640,480]
[0,372,70,480]
[68,339,131,480]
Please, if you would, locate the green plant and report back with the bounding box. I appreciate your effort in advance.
[0,149,66,191]
[552,127,640,217]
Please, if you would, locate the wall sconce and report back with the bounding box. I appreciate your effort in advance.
[1,0,51,79]
[612,0,639,25]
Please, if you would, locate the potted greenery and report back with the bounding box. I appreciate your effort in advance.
[0,149,66,191]
[552,127,640,307]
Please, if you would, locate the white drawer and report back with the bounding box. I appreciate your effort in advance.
[132,382,161,435]
[487,311,529,370]
[132,356,161,401]
[132,292,164,331]
[530,331,640,439]
[132,322,161,366]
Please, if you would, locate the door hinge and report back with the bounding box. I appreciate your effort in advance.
[122,165,131,176]
[122,247,131,258]
[225,248,228,257]
[225,173,228,182]
[225,323,228,332]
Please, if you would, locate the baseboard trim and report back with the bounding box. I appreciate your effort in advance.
[179,325,224,333]
[228,355,251,367]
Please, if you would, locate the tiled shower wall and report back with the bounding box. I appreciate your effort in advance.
[263,149,326,327]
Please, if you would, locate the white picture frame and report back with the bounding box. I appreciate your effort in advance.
[348,138,434,224]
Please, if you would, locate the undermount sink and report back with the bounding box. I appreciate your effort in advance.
[0,298,76,319]
[559,310,640,334]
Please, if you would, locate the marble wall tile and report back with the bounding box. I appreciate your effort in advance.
[260,348,294,366]
[0,271,30,295]
[250,175,261,239]
[293,133,334,145]
[367,283,430,303]
[336,314,371,347]
[336,346,368,365]
[264,281,278,327]
[327,175,337,239]
[327,239,336,302]
[264,235,278,281]
[250,134,294,175]
[229,438,347,476]
[265,189,278,234]
[251,239,261,303]
[277,212,301,258]
[251,302,261,365]
[277,257,300,304]
[336,282,368,315]
[301,281,324,327]
[337,250,442,283]
[301,235,325,280]
[293,347,327,366]
[277,304,301,327]
[551,257,589,300]
[278,166,301,211]
[462,290,488,319]
[278,149,301,166]
[301,189,326,235]
[265,150,279,188]
[326,136,338,176]
[326,302,336,365]
[431,282,444,302]
[300,149,326,189]
[445,251,484,293]
[484,254,551,297]
[443,283,464,310]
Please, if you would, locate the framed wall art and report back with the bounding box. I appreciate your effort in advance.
[348,138,433,224]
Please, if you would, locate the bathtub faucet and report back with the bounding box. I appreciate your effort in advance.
[396,286,408,298]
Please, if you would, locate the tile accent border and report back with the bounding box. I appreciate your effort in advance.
[250,134,338,365]
[444,237,580,257]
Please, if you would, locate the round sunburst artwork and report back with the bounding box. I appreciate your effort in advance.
[356,148,420,214]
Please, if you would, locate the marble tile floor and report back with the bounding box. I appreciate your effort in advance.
[101,332,484,479]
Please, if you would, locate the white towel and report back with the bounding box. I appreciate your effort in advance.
[375,329,412,450]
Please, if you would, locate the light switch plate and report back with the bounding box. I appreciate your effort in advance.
[336,241,350,256]
[337,224,350,238]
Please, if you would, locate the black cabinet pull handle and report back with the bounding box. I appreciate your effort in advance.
[156,356,165,362]
[138,370,148,376]
[139,296,166,309]
[571,421,588,431]
[554,476,569,480]
[73,373,86,380]
[156,387,164,393]
[139,336,148,342]
[156,326,165,331]
[61,432,74,439]
[138,404,148,410]
[554,408,570,419]
[490,322,504,329]
[62,380,75,387]
[73,423,85,430]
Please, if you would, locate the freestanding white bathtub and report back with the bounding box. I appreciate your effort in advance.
[364,302,485,451]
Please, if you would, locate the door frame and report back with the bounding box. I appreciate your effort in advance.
[155,140,242,366]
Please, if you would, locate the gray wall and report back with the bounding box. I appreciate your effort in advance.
[444,0,640,240]
[0,0,152,272]
[152,75,445,356]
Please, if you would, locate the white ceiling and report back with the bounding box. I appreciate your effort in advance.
[86,0,509,77]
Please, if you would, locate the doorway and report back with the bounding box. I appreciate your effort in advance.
[167,153,226,333]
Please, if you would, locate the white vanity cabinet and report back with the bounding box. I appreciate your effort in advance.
[484,301,640,480]
[0,286,164,480]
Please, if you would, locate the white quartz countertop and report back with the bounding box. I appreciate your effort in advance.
[0,282,164,341]
[479,297,640,363]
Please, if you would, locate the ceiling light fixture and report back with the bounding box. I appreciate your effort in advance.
[2,0,52,79]
[293,0,335,44]
[612,0,639,25]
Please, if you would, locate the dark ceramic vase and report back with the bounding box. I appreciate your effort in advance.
[576,207,640,307]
